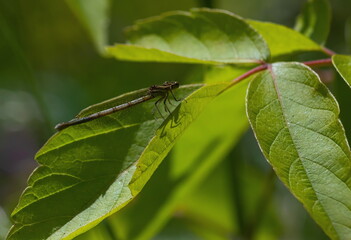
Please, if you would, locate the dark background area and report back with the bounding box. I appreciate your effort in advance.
[0,0,350,239]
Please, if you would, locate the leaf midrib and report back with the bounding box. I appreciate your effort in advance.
[268,64,337,237]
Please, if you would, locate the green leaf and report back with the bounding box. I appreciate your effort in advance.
[248,20,323,58]
[246,62,351,239]
[97,66,249,240]
[106,8,270,64]
[8,81,238,240]
[295,0,331,45]
[66,0,110,54]
[332,54,351,88]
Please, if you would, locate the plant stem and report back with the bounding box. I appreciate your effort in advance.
[322,47,336,56]
[230,57,333,86]
[216,64,268,96]
[231,64,268,85]
[302,58,332,67]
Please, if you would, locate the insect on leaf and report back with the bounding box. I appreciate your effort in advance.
[8,81,239,240]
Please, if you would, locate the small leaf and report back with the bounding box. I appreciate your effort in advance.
[66,0,110,54]
[8,81,237,240]
[247,62,351,239]
[332,54,351,88]
[106,8,270,64]
[248,20,322,58]
[294,0,331,45]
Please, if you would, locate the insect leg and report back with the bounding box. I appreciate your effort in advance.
[169,89,180,101]
[163,92,171,114]
[154,96,164,118]
[167,94,174,106]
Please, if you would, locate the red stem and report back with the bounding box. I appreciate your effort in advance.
[217,57,333,96]
[322,47,336,56]
[231,64,268,84]
[302,58,332,67]
[216,64,268,96]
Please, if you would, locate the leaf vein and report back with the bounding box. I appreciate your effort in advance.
[313,188,351,214]
[283,95,336,115]
[290,122,351,160]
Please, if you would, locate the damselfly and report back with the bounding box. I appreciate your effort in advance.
[55,81,180,131]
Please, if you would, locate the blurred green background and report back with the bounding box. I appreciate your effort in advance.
[0,0,350,239]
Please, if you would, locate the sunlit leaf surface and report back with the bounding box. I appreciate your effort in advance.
[248,20,322,58]
[107,8,270,64]
[247,62,351,239]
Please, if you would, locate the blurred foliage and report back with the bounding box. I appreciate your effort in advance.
[294,0,331,45]
[1,0,350,239]
[0,207,10,239]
